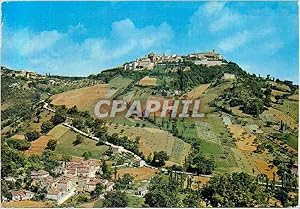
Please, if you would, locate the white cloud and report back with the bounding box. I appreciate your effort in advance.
[217,31,250,52]
[6,29,64,56]
[188,2,240,35]
[208,10,240,32]
[203,2,226,15]
[3,19,173,76]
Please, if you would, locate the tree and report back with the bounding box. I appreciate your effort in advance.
[183,192,200,207]
[242,98,264,117]
[61,154,72,162]
[25,131,40,141]
[115,174,134,189]
[101,160,112,179]
[47,139,57,151]
[72,118,84,130]
[6,138,31,151]
[91,183,104,199]
[50,112,66,126]
[82,151,92,160]
[67,106,78,115]
[103,190,128,207]
[73,134,84,145]
[145,175,182,207]
[151,151,169,167]
[41,121,54,134]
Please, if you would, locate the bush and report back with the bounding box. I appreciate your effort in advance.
[25,131,40,141]
[6,138,31,151]
[47,139,57,151]
[41,121,54,134]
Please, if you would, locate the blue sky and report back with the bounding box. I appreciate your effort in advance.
[2,1,299,83]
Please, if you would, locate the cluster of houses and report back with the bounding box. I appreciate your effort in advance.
[1,67,39,79]
[8,160,115,204]
[123,50,225,71]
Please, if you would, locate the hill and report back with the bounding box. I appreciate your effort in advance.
[1,53,298,207]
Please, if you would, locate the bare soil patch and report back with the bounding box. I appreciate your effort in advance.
[2,200,53,208]
[138,76,157,86]
[115,167,159,181]
[184,84,210,99]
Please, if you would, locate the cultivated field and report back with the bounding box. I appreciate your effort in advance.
[51,84,110,111]
[109,76,133,89]
[184,83,210,99]
[115,167,159,181]
[2,200,53,208]
[138,76,157,86]
[106,124,191,165]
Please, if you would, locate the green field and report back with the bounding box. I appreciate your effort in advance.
[109,76,133,89]
[93,194,144,208]
[55,128,108,159]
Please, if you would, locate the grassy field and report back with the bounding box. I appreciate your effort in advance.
[127,194,144,207]
[260,107,298,130]
[201,81,233,113]
[55,128,108,159]
[27,111,54,132]
[93,194,144,208]
[108,76,133,89]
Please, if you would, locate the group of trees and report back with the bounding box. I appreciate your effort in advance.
[221,76,267,117]
[115,174,134,189]
[149,151,169,167]
[201,172,268,207]
[103,190,128,207]
[107,133,140,157]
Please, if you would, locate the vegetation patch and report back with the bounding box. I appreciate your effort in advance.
[55,128,109,159]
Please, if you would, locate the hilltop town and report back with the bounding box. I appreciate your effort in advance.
[123,50,225,71]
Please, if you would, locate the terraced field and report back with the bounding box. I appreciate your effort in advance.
[106,124,191,165]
